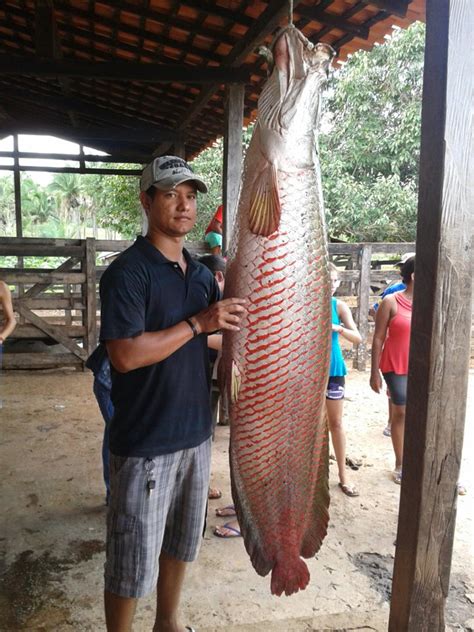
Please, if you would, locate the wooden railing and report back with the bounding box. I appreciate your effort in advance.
[0,237,417,371]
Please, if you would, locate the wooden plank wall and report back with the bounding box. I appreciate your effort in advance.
[0,237,419,370]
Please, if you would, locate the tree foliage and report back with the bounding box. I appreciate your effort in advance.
[319,21,425,241]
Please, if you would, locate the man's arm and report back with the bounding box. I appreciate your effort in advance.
[106,297,245,373]
[0,281,16,343]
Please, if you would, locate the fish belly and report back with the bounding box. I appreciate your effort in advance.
[223,167,331,596]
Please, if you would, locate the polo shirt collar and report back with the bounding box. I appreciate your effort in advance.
[135,235,197,269]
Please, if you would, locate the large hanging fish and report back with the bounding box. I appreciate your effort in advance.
[221,26,334,596]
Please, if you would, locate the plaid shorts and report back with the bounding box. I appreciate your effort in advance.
[104,437,211,598]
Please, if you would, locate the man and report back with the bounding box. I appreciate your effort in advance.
[100,156,245,632]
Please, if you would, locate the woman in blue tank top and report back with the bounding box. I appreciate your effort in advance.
[327,263,362,497]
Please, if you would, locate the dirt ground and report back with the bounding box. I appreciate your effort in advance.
[0,369,473,632]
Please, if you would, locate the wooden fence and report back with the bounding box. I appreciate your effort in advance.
[0,237,417,371]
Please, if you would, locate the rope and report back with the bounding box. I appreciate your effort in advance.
[288,0,294,26]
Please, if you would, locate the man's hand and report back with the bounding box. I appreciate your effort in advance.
[193,298,246,334]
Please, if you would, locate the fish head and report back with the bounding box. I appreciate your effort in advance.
[257,26,335,168]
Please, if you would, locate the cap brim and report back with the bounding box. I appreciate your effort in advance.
[153,175,208,194]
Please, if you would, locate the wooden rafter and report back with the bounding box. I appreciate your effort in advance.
[361,0,409,18]
[0,57,249,83]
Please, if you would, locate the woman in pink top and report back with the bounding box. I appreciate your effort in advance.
[370,256,415,484]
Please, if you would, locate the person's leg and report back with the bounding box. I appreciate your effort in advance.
[155,438,211,631]
[104,592,137,632]
[153,552,188,632]
[383,397,393,436]
[390,403,405,472]
[326,398,348,486]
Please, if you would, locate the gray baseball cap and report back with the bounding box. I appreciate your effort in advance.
[140,156,208,193]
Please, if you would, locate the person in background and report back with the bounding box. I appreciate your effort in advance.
[100,155,245,631]
[369,252,415,438]
[370,256,415,485]
[0,280,16,408]
[0,280,16,345]
[204,204,223,255]
[199,253,226,501]
[327,263,362,497]
[86,343,113,503]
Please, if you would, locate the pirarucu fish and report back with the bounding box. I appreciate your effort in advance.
[221,26,335,596]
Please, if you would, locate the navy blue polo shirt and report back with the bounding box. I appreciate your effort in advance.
[99,236,220,457]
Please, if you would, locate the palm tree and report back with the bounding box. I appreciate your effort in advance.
[48,173,82,224]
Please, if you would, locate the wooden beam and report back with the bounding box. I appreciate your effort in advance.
[222,84,244,254]
[1,87,180,137]
[0,121,172,144]
[2,352,82,369]
[354,244,371,371]
[15,304,88,360]
[35,0,59,58]
[12,135,22,239]
[82,237,97,358]
[0,150,143,164]
[390,1,473,630]
[154,0,290,154]
[296,6,370,39]
[360,0,409,18]
[179,0,254,27]
[0,164,142,177]
[21,257,81,299]
[0,57,249,84]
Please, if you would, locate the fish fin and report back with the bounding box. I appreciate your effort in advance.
[271,557,310,597]
[300,426,330,559]
[248,162,281,236]
[231,361,242,404]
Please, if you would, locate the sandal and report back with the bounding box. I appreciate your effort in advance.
[215,504,236,517]
[338,482,359,497]
[393,468,402,485]
[213,521,242,538]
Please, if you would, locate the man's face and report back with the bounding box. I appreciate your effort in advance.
[141,182,198,238]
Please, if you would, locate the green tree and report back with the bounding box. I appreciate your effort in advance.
[0,175,14,235]
[319,21,425,241]
[81,168,142,238]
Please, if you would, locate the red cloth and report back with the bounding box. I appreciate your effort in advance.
[205,205,223,234]
[379,292,412,375]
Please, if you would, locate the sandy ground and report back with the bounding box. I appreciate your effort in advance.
[0,369,473,632]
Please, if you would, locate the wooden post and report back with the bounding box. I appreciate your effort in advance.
[83,238,97,361]
[222,83,244,254]
[390,2,473,630]
[354,244,371,371]
[13,134,24,319]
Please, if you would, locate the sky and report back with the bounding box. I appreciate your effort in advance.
[0,134,107,185]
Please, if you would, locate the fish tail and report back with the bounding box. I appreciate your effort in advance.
[270,556,310,596]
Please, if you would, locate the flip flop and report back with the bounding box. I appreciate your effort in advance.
[208,487,222,500]
[185,627,196,632]
[338,482,359,497]
[215,504,236,517]
[345,457,361,471]
[213,522,242,538]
